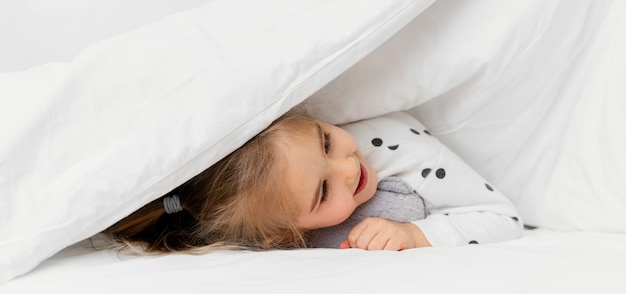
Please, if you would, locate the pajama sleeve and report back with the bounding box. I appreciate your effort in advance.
[409,143,523,247]
[340,111,523,247]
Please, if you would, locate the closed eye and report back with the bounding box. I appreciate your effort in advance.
[313,123,331,209]
[321,180,329,203]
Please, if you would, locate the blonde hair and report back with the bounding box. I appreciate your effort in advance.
[105,110,319,253]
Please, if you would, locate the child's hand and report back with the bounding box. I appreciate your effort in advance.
[340,217,431,250]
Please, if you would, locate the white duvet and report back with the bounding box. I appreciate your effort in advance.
[1,0,625,291]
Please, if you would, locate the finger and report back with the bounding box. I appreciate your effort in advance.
[367,235,391,250]
[367,228,398,250]
[382,238,403,251]
[348,227,378,249]
[355,229,380,249]
[346,220,370,248]
[348,218,387,249]
[339,240,351,249]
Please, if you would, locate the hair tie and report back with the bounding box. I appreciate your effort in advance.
[163,195,183,214]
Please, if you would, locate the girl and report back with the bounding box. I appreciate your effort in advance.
[105,109,523,252]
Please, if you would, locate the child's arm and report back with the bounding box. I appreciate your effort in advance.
[341,111,524,249]
[409,143,524,247]
[340,218,431,250]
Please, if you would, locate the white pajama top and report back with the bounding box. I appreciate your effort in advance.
[340,111,524,247]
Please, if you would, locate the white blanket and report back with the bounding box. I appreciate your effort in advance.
[1,0,625,291]
[0,0,434,283]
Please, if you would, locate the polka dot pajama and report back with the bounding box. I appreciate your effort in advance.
[340,111,524,247]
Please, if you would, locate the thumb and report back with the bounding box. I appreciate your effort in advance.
[339,239,351,249]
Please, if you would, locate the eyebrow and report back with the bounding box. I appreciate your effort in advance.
[309,123,325,213]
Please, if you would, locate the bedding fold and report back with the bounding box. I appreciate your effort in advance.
[0,0,436,284]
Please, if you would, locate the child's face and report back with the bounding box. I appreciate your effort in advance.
[278,120,378,230]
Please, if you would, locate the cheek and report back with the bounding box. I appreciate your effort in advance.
[296,200,356,230]
[328,198,356,225]
[357,182,377,205]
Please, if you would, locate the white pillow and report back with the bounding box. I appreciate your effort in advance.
[305,0,626,233]
[0,0,436,283]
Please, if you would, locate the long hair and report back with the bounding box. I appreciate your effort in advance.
[104,110,318,253]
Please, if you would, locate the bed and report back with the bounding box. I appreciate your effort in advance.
[2,0,626,292]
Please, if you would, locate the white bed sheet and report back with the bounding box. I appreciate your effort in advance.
[2,0,626,292]
[3,229,626,293]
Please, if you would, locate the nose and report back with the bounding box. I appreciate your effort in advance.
[329,155,358,186]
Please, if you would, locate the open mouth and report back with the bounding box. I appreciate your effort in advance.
[354,163,368,196]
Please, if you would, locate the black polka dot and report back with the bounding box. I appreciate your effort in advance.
[468,240,479,245]
[511,217,519,222]
[387,145,399,150]
[410,128,420,135]
[371,138,383,147]
[435,168,446,179]
[485,183,493,191]
[421,168,431,178]
[424,130,431,136]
